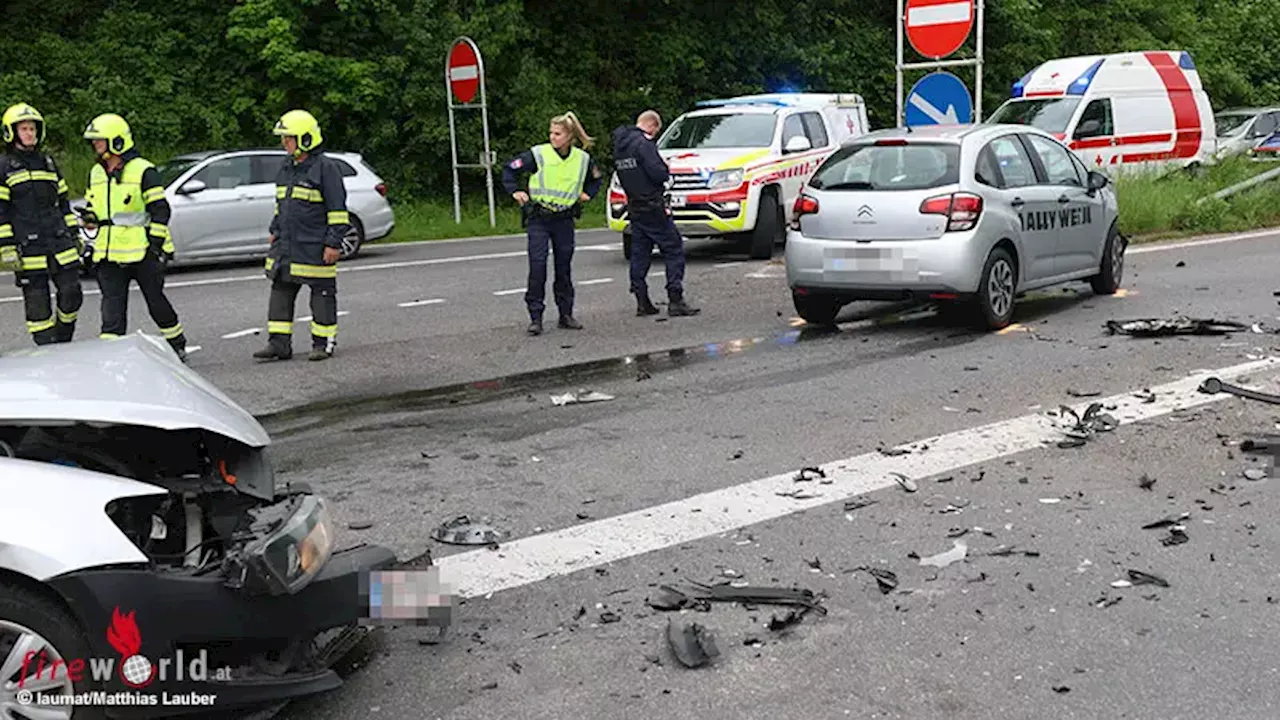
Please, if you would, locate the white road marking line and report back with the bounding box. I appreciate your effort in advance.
[745,270,786,278]
[649,271,666,278]
[714,261,743,268]
[296,311,349,322]
[577,278,614,286]
[222,328,261,339]
[398,298,447,308]
[493,287,525,296]
[435,356,1280,599]
[1,228,1274,306]
[186,345,203,353]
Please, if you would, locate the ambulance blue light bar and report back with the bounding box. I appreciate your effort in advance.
[1066,58,1105,96]
[1010,68,1036,99]
[696,97,796,108]
[1179,51,1196,70]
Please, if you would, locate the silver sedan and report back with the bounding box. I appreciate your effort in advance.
[74,148,396,268]
[784,124,1123,331]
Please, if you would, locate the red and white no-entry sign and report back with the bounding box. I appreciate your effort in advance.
[905,0,974,59]
[447,39,481,104]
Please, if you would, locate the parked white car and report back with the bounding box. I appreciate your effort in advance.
[73,149,395,268]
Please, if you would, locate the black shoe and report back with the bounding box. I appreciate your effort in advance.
[668,299,701,317]
[636,299,660,316]
[253,346,292,361]
[558,316,583,330]
[527,320,543,336]
[308,348,333,362]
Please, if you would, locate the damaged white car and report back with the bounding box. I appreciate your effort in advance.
[0,334,409,719]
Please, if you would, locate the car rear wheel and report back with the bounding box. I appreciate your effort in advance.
[339,216,365,261]
[793,292,844,327]
[0,583,104,720]
[1089,223,1125,295]
[975,247,1017,331]
[748,188,782,260]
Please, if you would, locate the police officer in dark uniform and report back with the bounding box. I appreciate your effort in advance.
[0,103,84,344]
[254,109,349,362]
[501,111,603,335]
[611,110,699,317]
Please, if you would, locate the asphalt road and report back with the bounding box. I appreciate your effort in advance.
[8,226,1280,719]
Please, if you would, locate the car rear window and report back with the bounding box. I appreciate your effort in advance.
[333,159,358,177]
[809,143,960,191]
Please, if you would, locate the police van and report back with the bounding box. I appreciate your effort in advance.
[986,51,1216,175]
[607,93,869,260]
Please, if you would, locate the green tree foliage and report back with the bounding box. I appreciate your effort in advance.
[2,0,1277,199]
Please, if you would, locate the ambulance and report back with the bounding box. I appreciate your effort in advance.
[606,93,869,260]
[986,51,1217,175]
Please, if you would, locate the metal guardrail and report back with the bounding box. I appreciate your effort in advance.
[1195,165,1280,205]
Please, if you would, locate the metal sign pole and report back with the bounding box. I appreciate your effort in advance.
[975,0,985,122]
[445,57,462,224]
[478,49,496,228]
[896,0,904,128]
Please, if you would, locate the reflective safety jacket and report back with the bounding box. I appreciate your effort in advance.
[266,149,349,281]
[501,144,603,218]
[84,150,173,265]
[0,149,80,273]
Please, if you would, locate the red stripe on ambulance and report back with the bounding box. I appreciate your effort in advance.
[1121,52,1202,163]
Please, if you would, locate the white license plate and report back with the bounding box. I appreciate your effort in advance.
[669,195,687,208]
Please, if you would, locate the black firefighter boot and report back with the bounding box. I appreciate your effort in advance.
[254,334,293,361]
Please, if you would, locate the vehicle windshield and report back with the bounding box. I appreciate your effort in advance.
[809,142,960,191]
[986,98,1081,134]
[156,158,202,187]
[1215,113,1253,137]
[658,113,777,149]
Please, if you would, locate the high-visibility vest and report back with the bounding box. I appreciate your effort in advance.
[87,157,154,264]
[527,144,589,210]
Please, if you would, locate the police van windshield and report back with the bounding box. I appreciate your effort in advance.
[658,114,777,149]
[809,142,960,191]
[987,98,1081,134]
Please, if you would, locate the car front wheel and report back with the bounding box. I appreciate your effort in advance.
[339,216,365,261]
[0,583,105,720]
[1090,222,1125,295]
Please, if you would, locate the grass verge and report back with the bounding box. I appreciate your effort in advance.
[384,194,610,242]
[1118,156,1280,241]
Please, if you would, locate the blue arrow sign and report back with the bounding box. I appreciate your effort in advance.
[905,72,973,127]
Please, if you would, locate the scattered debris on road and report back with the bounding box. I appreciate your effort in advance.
[666,619,719,668]
[776,488,822,499]
[1198,376,1280,406]
[919,540,968,568]
[794,466,828,483]
[431,515,504,546]
[878,446,911,457]
[1243,468,1268,481]
[1105,317,1249,337]
[645,585,710,612]
[1126,569,1170,588]
[1138,474,1157,491]
[844,497,878,512]
[1066,388,1102,398]
[550,389,616,406]
[1142,512,1190,529]
[347,520,374,530]
[1052,402,1119,448]
[890,472,918,493]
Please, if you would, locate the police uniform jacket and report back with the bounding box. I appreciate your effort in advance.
[267,149,349,274]
[0,148,79,261]
[611,125,670,218]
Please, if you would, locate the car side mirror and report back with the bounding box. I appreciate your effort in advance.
[1074,119,1102,139]
[784,136,812,154]
[1087,171,1109,192]
[177,179,206,195]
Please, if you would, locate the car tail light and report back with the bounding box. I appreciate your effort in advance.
[919,192,983,232]
[791,193,819,230]
[375,183,387,197]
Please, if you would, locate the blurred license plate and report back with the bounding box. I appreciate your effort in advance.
[824,247,906,271]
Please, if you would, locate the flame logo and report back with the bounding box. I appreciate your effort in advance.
[106,607,156,688]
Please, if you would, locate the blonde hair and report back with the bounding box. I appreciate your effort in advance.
[551,111,594,149]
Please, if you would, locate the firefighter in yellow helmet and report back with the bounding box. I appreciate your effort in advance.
[253,109,349,362]
[0,103,84,344]
[81,113,189,361]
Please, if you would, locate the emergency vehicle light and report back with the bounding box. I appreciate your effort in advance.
[696,98,794,108]
[1066,58,1105,96]
[1010,68,1036,99]
[1179,52,1196,70]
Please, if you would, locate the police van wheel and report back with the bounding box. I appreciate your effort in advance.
[0,582,105,719]
[339,216,365,261]
[622,233,632,261]
[748,188,782,260]
[975,247,1017,331]
[1089,223,1124,295]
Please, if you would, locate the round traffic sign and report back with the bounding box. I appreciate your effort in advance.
[447,39,481,104]
[905,0,974,60]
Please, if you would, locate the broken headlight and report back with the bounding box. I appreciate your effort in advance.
[229,495,335,596]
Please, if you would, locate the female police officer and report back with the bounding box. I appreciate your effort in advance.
[0,103,83,345]
[500,111,603,336]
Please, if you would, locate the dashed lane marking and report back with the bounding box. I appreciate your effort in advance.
[398,299,447,308]
[434,356,1280,599]
[222,328,261,339]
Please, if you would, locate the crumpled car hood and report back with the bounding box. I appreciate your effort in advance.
[0,332,269,447]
